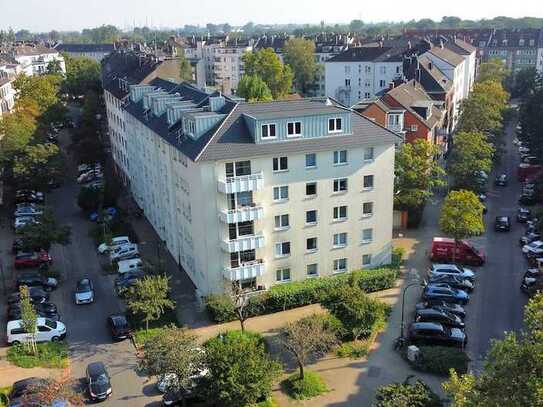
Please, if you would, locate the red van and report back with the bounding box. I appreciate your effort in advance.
[518,164,543,182]
[430,237,485,266]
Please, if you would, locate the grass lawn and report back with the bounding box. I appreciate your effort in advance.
[282,370,328,400]
[0,387,11,407]
[6,342,69,369]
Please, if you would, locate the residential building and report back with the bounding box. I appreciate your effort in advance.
[103,69,399,295]
[0,72,16,118]
[1,43,66,75]
[483,28,542,72]
[54,43,115,62]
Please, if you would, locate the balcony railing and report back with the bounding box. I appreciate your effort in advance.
[224,260,265,281]
[218,172,264,194]
[221,234,265,253]
[219,205,264,223]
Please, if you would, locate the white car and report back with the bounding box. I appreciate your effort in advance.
[522,240,543,255]
[74,278,94,304]
[118,258,143,274]
[14,206,43,218]
[110,244,139,262]
[97,236,131,254]
[429,264,475,281]
[7,318,67,345]
[14,216,39,230]
[519,146,530,154]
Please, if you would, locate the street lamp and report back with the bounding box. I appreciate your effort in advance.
[399,280,426,340]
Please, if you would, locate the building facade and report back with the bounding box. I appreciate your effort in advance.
[4,44,66,75]
[54,43,115,62]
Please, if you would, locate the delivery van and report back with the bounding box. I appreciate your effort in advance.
[118,258,143,275]
[7,318,67,345]
[430,237,485,266]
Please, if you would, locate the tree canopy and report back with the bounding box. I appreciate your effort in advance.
[283,38,318,95]
[63,54,101,95]
[439,190,485,242]
[18,209,71,251]
[178,52,193,82]
[236,74,273,102]
[243,48,293,99]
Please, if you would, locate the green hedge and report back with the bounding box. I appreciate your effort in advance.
[206,267,399,323]
[406,346,470,376]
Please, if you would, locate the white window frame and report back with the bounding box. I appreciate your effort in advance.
[276,267,291,282]
[273,185,289,202]
[362,254,372,267]
[274,241,291,258]
[328,118,343,133]
[305,153,317,169]
[410,124,418,132]
[333,205,348,222]
[333,150,348,166]
[362,228,373,244]
[362,202,374,218]
[306,263,318,277]
[274,214,290,230]
[272,156,288,172]
[306,237,318,253]
[287,121,302,137]
[364,147,375,162]
[333,178,348,193]
[333,258,347,273]
[306,210,317,225]
[363,175,374,191]
[333,232,348,248]
[261,123,277,139]
[305,182,317,197]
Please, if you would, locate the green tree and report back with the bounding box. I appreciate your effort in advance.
[139,327,205,394]
[376,377,442,407]
[178,52,193,82]
[236,74,273,102]
[63,54,101,95]
[283,38,318,95]
[19,285,38,354]
[518,74,543,158]
[439,190,484,262]
[243,48,293,98]
[13,74,61,115]
[125,275,175,331]
[77,186,101,212]
[349,19,365,32]
[203,331,281,407]
[448,131,494,191]
[478,59,509,84]
[13,143,61,191]
[18,209,71,251]
[0,107,38,165]
[510,67,538,98]
[46,59,63,75]
[394,139,446,209]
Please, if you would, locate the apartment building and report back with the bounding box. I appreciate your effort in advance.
[1,43,66,75]
[0,73,16,118]
[54,43,114,62]
[483,28,542,72]
[103,70,399,295]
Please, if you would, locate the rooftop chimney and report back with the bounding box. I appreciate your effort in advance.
[428,61,432,70]
[389,82,395,90]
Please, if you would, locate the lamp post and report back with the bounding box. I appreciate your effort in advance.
[400,280,425,340]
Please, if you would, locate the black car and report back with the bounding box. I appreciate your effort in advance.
[495,216,511,232]
[107,315,132,341]
[9,377,48,400]
[8,302,61,321]
[15,190,44,204]
[415,308,465,329]
[86,362,112,401]
[517,208,531,223]
[494,174,508,186]
[408,322,467,348]
[16,272,58,291]
[519,193,538,205]
[415,300,467,319]
[520,232,542,246]
[7,287,49,305]
[428,274,474,292]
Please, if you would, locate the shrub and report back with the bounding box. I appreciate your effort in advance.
[7,342,68,368]
[392,247,406,267]
[205,294,236,322]
[283,370,328,400]
[336,340,371,358]
[257,398,278,407]
[0,387,10,407]
[375,377,442,407]
[407,346,470,376]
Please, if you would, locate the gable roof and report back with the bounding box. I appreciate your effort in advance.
[427,46,465,67]
[418,55,453,93]
[327,46,406,63]
[55,43,114,53]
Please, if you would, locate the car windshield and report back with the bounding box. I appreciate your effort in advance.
[77,280,91,291]
[92,373,109,385]
[44,319,56,329]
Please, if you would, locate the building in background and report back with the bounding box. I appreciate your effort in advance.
[1,43,65,75]
[54,43,115,62]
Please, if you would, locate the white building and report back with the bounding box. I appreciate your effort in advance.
[54,43,114,62]
[325,47,405,107]
[0,74,16,118]
[104,73,400,295]
[443,39,477,100]
[7,44,66,76]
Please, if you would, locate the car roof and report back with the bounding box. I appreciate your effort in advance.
[79,278,91,284]
[497,216,509,221]
[109,314,128,325]
[417,308,445,316]
[411,322,444,330]
[87,361,107,376]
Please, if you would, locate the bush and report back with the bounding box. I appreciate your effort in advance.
[205,294,236,322]
[375,378,442,407]
[256,398,278,407]
[283,370,328,400]
[392,247,406,267]
[7,342,69,368]
[407,346,470,376]
[0,387,10,407]
[336,340,371,358]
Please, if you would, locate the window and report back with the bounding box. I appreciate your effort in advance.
[275,242,291,257]
[345,79,351,87]
[364,92,371,99]
[273,186,289,201]
[329,118,343,133]
[306,182,317,196]
[362,202,374,217]
[274,214,289,230]
[306,210,317,225]
[362,228,373,243]
[226,161,251,178]
[365,65,371,73]
[287,121,302,137]
[344,66,351,74]
[380,66,387,74]
[379,79,386,87]
[410,124,418,132]
[305,153,317,168]
[333,150,347,165]
[261,123,276,139]
[388,114,400,127]
[364,147,375,161]
[306,237,318,252]
[364,79,371,87]
[333,258,347,273]
[333,232,347,248]
[333,205,348,221]
[307,263,318,277]
[396,66,401,74]
[333,178,348,193]
[362,254,372,266]
[276,267,291,282]
[273,156,288,172]
[363,175,374,190]
[228,221,254,239]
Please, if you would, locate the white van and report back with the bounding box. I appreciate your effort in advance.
[110,244,139,262]
[7,318,67,345]
[97,236,131,254]
[118,258,143,275]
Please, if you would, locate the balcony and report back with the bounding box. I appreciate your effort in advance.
[219,205,264,223]
[224,260,265,281]
[218,172,264,194]
[221,234,265,253]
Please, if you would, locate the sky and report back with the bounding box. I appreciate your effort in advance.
[1,0,542,32]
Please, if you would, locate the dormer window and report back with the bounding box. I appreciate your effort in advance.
[329,118,342,133]
[261,123,276,139]
[287,121,302,137]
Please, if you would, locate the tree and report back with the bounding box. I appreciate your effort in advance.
[349,19,365,32]
[394,139,446,209]
[178,52,193,82]
[441,16,462,28]
[236,74,272,102]
[478,59,509,84]
[510,67,538,98]
[321,283,387,341]
[243,48,293,98]
[22,374,84,406]
[458,90,505,134]
[63,54,101,95]
[13,74,61,115]
[439,190,484,262]
[283,38,318,95]
[19,285,38,355]
[448,131,494,191]
[229,281,253,332]
[376,377,442,407]
[77,186,101,212]
[518,74,543,158]
[125,275,175,331]
[13,143,62,191]
[46,59,63,75]
[203,331,281,407]
[0,108,38,165]
[139,328,205,394]
[281,315,338,379]
[18,209,71,251]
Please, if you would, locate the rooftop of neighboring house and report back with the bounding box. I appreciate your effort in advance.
[55,43,115,53]
[254,35,290,52]
[426,45,465,67]
[327,46,411,63]
[487,28,543,48]
[4,43,60,56]
[417,55,453,93]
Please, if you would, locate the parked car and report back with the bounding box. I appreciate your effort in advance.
[9,301,60,321]
[429,237,485,266]
[115,269,145,285]
[520,276,543,296]
[517,208,531,223]
[8,377,48,401]
[429,263,475,281]
[522,240,543,257]
[14,250,51,269]
[89,207,117,223]
[110,243,139,262]
[408,322,467,348]
[117,258,143,275]
[14,205,43,218]
[14,216,39,230]
[494,174,508,186]
[422,284,470,305]
[428,274,474,292]
[415,308,465,329]
[16,272,58,291]
[520,232,541,246]
[15,190,44,204]
[83,180,105,190]
[7,318,66,345]
[107,315,132,341]
[7,287,49,305]
[519,193,538,206]
[415,300,467,319]
[86,362,112,402]
[74,278,94,304]
[115,276,142,296]
[495,216,511,232]
[97,236,131,254]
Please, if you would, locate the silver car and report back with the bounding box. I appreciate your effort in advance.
[74,278,94,304]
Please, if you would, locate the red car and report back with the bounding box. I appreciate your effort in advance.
[14,250,52,269]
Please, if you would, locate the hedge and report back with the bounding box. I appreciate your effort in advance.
[406,346,470,376]
[206,267,399,323]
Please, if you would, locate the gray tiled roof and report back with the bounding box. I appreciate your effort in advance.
[427,46,465,67]
[327,46,406,63]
